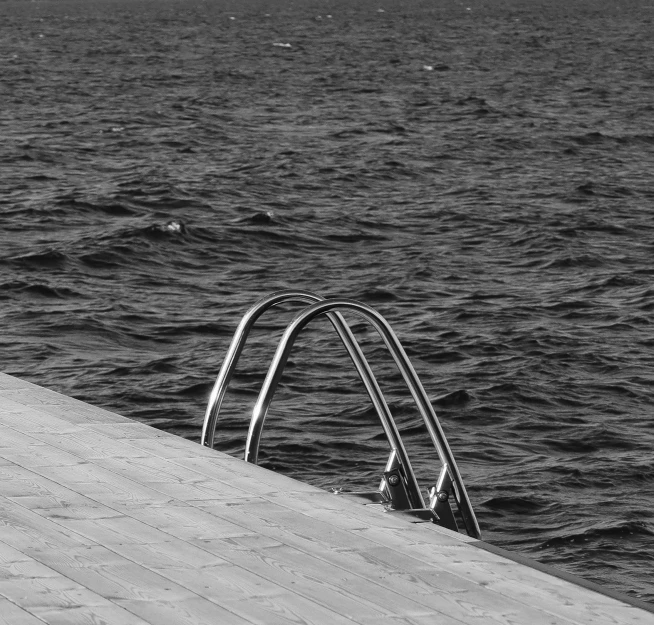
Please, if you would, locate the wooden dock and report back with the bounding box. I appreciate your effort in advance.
[0,372,652,625]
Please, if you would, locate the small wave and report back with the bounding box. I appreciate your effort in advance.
[0,280,80,299]
[79,248,133,269]
[325,232,390,243]
[570,132,605,144]
[178,381,214,397]
[359,288,398,303]
[432,389,472,406]
[542,425,636,453]
[541,521,654,548]
[235,211,275,225]
[155,322,232,336]
[570,182,635,200]
[541,255,604,269]
[5,250,68,269]
[55,195,138,216]
[482,496,547,513]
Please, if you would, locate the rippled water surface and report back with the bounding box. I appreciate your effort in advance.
[2,0,654,603]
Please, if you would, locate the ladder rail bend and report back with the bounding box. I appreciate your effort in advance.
[245,298,481,539]
[201,289,424,509]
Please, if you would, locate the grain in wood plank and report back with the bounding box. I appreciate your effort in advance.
[49,561,197,602]
[91,459,253,503]
[314,544,587,621]
[0,575,111,610]
[116,436,216,458]
[0,541,32,565]
[101,453,251,490]
[350,541,596,619]
[83,422,178,440]
[266,488,386,513]
[6,483,106,511]
[356,613,488,625]
[0,462,54,482]
[32,504,124,521]
[209,498,388,545]
[0,598,46,625]
[211,525,586,625]
[141,479,254,502]
[112,501,254,541]
[0,558,64,580]
[213,544,427,620]
[220,591,373,625]
[0,388,70,406]
[108,539,227,569]
[0,501,97,551]
[0,401,34,415]
[225,523,476,604]
[0,409,83,435]
[51,515,181,546]
[265,539,479,598]
[27,430,152,461]
[430,556,654,625]
[364,539,625,624]
[26,406,107,426]
[115,597,252,625]
[0,445,90,468]
[70,480,174,508]
[0,427,44,448]
[173,456,324,494]
[484,576,654,625]
[91,457,192,484]
[32,604,152,625]
[352,525,477,554]
[11,463,176,508]
[1,478,66,500]
[24,544,128,570]
[152,563,287,601]
[26,462,171,496]
[202,533,284,552]
[37,402,133,425]
[297,504,401,531]
[2,472,100,510]
[197,500,384,552]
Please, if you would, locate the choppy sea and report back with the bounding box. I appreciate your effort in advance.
[2,0,653,603]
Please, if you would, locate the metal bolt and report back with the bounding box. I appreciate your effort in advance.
[387,474,400,487]
[436,490,449,502]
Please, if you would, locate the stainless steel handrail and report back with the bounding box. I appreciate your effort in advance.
[201,289,425,508]
[245,298,482,539]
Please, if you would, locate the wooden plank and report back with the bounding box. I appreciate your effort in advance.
[0,599,48,625]
[106,539,226,569]
[32,604,152,625]
[0,571,112,610]
[0,428,45,448]
[114,598,251,625]
[46,562,198,602]
[26,430,152,460]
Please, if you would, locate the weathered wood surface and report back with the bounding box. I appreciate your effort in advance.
[0,372,651,625]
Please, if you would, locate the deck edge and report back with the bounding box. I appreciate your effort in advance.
[472,539,654,614]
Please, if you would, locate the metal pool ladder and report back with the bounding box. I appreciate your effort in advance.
[201,290,481,539]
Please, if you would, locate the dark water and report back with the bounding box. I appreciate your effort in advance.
[2,0,654,602]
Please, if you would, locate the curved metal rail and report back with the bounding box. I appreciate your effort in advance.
[245,298,482,539]
[201,289,425,509]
